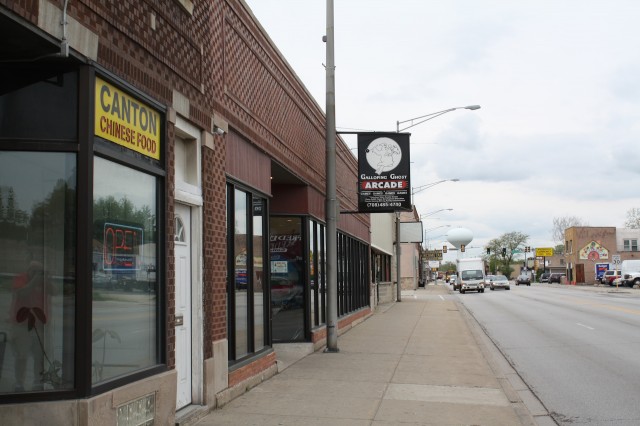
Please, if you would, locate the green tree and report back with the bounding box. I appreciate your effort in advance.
[93,196,155,243]
[28,179,76,248]
[440,261,456,273]
[486,231,529,278]
[6,187,16,222]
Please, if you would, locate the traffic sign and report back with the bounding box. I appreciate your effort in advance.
[425,250,443,260]
[536,247,554,257]
[612,254,621,265]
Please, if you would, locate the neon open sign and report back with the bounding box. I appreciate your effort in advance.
[103,222,143,271]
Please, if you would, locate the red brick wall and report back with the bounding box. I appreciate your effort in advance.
[228,351,277,388]
[311,307,373,344]
[202,141,228,354]
[2,0,370,372]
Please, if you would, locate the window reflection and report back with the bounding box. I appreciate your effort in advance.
[92,156,158,384]
[0,151,76,394]
[234,189,248,358]
[253,198,265,351]
[227,185,268,361]
[270,217,304,342]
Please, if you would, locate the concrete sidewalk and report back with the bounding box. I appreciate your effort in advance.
[194,283,549,425]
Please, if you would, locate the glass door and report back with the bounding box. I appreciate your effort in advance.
[270,216,305,342]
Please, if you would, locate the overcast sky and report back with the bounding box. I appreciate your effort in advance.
[244,0,640,259]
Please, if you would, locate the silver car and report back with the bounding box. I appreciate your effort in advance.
[489,274,510,290]
[483,274,495,287]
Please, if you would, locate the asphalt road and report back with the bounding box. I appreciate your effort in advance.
[456,283,640,426]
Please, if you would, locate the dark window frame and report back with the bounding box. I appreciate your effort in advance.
[226,181,270,364]
[0,64,167,403]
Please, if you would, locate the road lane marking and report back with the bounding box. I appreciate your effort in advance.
[559,296,640,316]
[576,322,595,330]
[439,295,445,301]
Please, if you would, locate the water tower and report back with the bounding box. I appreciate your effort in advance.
[447,228,473,257]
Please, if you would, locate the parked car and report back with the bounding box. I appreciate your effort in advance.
[549,273,565,283]
[601,270,621,285]
[489,274,510,290]
[621,259,640,287]
[612,277,624,287]
[516,273,531,286]
[539,272,550,283]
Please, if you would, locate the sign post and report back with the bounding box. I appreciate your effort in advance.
[612,255,622,289]
[357,132,411,213]
[535,247,554,275]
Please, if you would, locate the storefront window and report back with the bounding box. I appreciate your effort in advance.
[270,217,305,342]
[0,151,76,394]
[337,233,370,316]
[92,156,159,384]
[227,183,268,361]
[253,199,265,351]
[234,189,249,359]
[309,220,326,328]
[309,221,316,327]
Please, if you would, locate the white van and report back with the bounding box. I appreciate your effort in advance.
[620,259,640,287]
[456,257,485,294]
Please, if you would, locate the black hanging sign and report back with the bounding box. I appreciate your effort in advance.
[357,132,411,213]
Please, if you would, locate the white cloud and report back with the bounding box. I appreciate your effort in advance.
[245,0,640,249]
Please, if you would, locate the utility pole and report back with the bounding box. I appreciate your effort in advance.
[396,212,402,302]
[324,0,338,352]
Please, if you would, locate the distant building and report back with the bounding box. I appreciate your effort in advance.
[564,227,640,284]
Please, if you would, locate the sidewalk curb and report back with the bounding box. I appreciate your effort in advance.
[457,294,558,426]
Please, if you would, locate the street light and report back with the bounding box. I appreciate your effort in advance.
[412,179,460,196]
[423,225,451,250]
[421,227,450,283]
[394,105,479,302]
[424,224,451,234]
[396,105,481,132]
[427,234,448,249]
[412,179,459,205]
[420,208,453,219]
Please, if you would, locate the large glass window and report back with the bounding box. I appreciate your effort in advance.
[227,183,268,361]
[337,233,370,317]
[0,151,76,394]
[309,220,326,328]
[253,199,266,351]
[92,156,159,384]
[233,189,249,359]
[270,217,305,342]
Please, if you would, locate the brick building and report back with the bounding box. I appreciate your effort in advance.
[564,226,640,284]
[0,1,372,423]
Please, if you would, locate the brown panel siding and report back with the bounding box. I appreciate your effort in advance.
[271,184,308,214]
[226,130,271,195]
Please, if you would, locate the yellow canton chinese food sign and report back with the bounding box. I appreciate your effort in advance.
[95,77,161,160]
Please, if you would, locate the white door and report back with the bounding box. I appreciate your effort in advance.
[175,203,192,409]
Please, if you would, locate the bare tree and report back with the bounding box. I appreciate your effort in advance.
[624,208,640,229]
[552,216,587,243]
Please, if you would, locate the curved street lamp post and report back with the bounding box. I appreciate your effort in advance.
[420,208,453,219]
[397,105,481,132]
[412,179,459,204]
[395,105,479,301]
